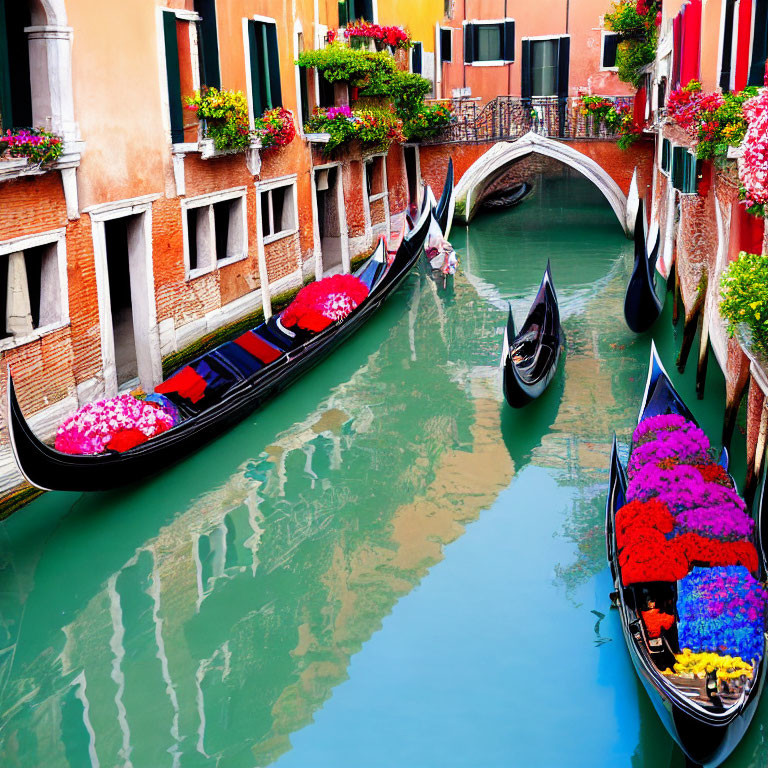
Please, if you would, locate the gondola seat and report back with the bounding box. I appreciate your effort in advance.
[234,330,282,364]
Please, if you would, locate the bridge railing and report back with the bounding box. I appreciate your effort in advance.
[424,95,634,144]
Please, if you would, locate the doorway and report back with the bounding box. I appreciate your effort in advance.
[404,146,420,214]
[314,165,347,275]
[92,202,160,396]
[104,217,138,388]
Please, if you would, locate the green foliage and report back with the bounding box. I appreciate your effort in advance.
[185,87,251,150]
[304,106,404,153]
[297,43,396,91]
[389,71,431,119]
[605,0,660,88]
[615,31,657,88]
[720,251,768,356]
[403,102,453,140]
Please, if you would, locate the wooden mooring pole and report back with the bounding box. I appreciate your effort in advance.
[695,310,709,399]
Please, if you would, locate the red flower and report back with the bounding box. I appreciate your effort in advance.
[641,609,675,638]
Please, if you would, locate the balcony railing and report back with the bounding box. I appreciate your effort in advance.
[425,95,634,144]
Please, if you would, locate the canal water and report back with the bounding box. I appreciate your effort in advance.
[0,167,765,767]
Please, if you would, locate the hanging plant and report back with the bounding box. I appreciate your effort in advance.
[0,128,63,165]
[604,0,660,88]
[255,107,296,149]
[185,87,252,151]
[721,250,768,355]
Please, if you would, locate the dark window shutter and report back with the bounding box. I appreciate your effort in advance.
[163,12,185,143]
[266,23,282,108]
[248,20,264,116]
[412,42,422,74]
[194,0,221,89]
[602,33,618,68]
[719,1,735,91]
[0,0,14,131]
[503,21,515,62]
[464,23,475,63]
[441,28,452,62]
[748,0,768,86]
[661,139,671,172]
[0,0,32,130]
[556,36,570,98]
[672,146,686,190]
[359,0,374,22]
[520,38,532,99]
[338,0,349,27]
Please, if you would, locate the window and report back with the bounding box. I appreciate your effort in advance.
[258,177,298,244]
[0,0,32,132]
[297,31,314,127]
[162,10,201,144]
[364,156,386,201]
[601,31,619,70]
[671,146,698,193]
[247,18,282,120]
[0,230,67,346]
[183,190,248,278]
[440,28,453,63]
[338,0,374,27]
[411,42,423,74]
[463,20,515,64]
[749,0,768,87]
[661,138,671,174]
[194,0,221,89]
[521,37,570,98]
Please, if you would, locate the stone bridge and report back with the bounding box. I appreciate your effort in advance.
[418,131,655,236]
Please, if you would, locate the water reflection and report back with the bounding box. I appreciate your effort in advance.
[0,168,758,767]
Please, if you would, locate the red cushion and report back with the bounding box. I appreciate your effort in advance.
[106,428,149,452]
[155,365,208,404]
[234,331,282,364]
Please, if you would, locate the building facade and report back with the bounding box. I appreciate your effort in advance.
[0,0,428,506]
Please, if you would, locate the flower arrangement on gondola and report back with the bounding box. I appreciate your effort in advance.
[344,20,411,50]
[280,274,370,332]
[55,394,178,455]
[616,410,767,676]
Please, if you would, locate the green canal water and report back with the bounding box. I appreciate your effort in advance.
[0,168,766,767]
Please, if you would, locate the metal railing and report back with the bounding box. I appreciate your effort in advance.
[424,95,634,144]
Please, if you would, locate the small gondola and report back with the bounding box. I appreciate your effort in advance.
[624,199,663,333]
[606,343,768,768]
[502,261,565,408]
[8,198,434,493]
[434,158,455,240]
[482,182,533,211]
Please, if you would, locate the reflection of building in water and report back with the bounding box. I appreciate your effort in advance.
[0,275,514,768]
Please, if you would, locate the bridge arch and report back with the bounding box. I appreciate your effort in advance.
[455,132,632,236]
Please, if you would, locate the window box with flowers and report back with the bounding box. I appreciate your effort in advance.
[0,128,65,178]
[344,21,411,52]
[304,105,405,153]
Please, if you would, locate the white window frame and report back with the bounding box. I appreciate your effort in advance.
[0,229,69,352]
[363,154,390,240]
[463,18,515,67]
[257,175,299,246]
[181,187,249,280]
[243,14,279,132]
[600,30,620,71]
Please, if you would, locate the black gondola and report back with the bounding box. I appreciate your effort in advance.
[482,182,533,210]
[624,199,663,333]
[502,261,565,408]
[8,199,434,493]
[606,343,767,768]
[434,158,455,239]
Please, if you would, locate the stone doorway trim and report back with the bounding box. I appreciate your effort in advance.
[88,195,162,397]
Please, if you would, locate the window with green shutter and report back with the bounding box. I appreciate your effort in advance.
[440,28,452,63]
[248,19,282,117]
[661,138,671,174]
[338,0,374,25]
[162,11,185,144]
[671,146,698,193]
[411,42,422,74]
[463,20,514,64]
[194,0,221,89]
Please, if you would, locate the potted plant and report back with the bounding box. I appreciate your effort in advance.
[185,87,252,152]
